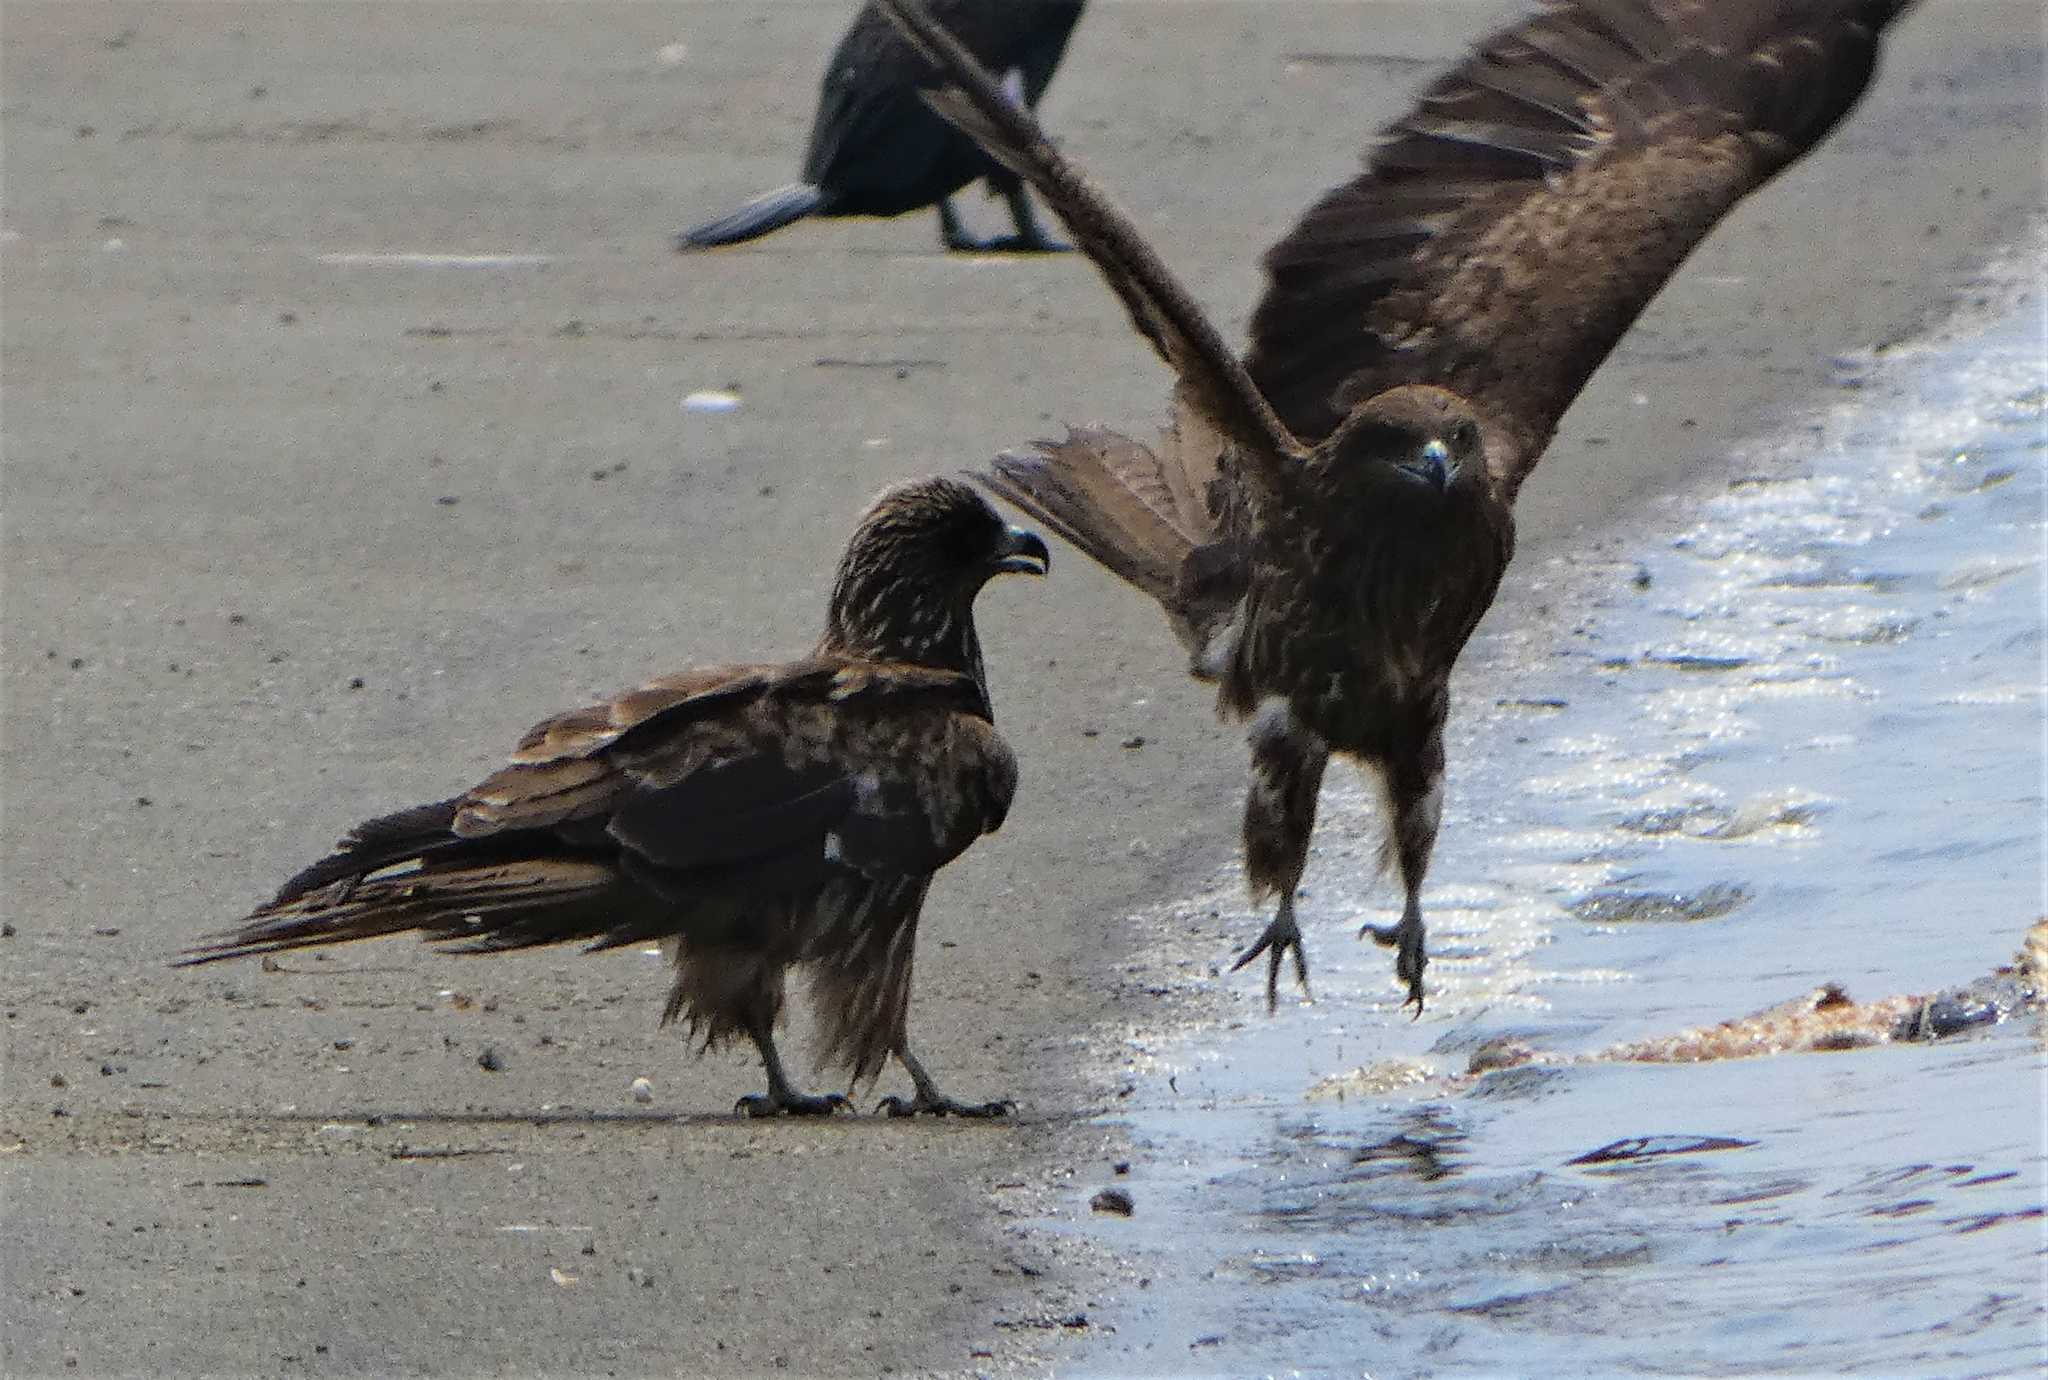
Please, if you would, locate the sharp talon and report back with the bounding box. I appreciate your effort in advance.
[1229,936,1270,974]
[736,1090,849,1117]
[879,1094,1015,1118]
[1234,913,1310,1012]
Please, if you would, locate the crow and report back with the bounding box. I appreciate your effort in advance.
[876,0,1915,1010]
[181,479,1050,1117]
[677,0,1085,253]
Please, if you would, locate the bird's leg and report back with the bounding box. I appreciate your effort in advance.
[993,188,1072,252]
[937,196,982,251]
[1359,738,1444,1015]
[1231,892,1310,1012]
[735,1022,851,1117]
[877,1046,1015,1118]
[936,191,1070,254]
[1360,892,1427,1017]
[1230,703,1330,1011]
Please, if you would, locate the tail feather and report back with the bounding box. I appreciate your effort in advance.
[676,183,824,249]
[265,796,465,907]
[178,856,642,966]
[977,428,1201,606]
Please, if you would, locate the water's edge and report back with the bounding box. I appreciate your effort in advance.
[1018,231,2045,1377]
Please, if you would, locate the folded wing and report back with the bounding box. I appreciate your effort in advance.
[181,659,1013,964]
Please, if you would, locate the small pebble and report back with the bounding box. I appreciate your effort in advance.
[630,1077,654,1104]
[1089,1187,1134,1216]
[681,389,741,415]
[477,1047,504,1073]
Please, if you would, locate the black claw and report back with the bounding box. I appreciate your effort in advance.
[1364,920,1429,1015]
[1231,919,1311,1013]
[944,231,1071,254]
[735,1091,851,1118]
[878,1094,1016,1118]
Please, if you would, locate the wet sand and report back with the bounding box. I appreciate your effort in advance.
[2,2,2041,1375]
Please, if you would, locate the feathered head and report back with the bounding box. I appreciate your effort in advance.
[822,477,1049,672]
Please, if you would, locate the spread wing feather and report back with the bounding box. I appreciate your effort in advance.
[1247,0,1909,495]
[873,0,1306,478]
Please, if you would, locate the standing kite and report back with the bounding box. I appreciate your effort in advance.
[875,0,1914,1010]
[182,479,1050,1116]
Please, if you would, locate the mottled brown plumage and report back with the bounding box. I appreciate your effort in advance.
[878,0,1911,1011]
[677,0,1085,252]
[181,479,1049,1117]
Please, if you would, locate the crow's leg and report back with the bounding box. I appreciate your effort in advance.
[989,187,1071,252]
[1231,703,1330,1011]
[877,1046,1014,1118]
[936,189,1070,254]
[736,1019,850,1117]
[1359,726,1445,1015]
[937,197,986,251]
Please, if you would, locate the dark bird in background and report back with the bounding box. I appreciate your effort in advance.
[677,0,1085,253]
[181,479,1050,1117]
[877,0,1913,1010]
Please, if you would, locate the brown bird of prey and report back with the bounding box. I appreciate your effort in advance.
[181,479,1049,1117]
[677,0,1085,253]
[875,0,1912,1010]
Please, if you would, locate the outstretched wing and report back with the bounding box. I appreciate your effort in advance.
[873,0,1307,477]
[1245,0,1911,496]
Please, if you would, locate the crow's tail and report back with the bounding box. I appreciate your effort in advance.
[676,183,824,250]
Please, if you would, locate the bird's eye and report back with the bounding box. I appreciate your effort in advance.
[1452,421,1478,448]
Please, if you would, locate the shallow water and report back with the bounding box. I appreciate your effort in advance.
[1060,250,2045,1376]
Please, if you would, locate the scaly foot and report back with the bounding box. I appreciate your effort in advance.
[1361,914,1427,1016]
[1232,901,1311,1012]
[734,1089,852,1118]
[877,1092,1016,1118]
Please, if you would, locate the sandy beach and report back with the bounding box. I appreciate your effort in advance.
[3,1,2041,1375]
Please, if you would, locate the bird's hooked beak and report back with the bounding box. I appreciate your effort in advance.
[992,524,1051,577]
[1395,438,1452,491]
